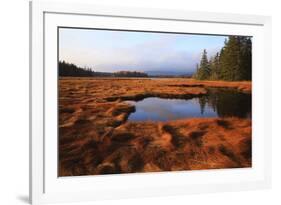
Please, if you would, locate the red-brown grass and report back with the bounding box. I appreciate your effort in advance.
[59,77,252,176]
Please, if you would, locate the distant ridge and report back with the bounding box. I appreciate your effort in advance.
[146,70,194,76]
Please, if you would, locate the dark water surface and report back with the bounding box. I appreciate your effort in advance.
[126,88,251,122]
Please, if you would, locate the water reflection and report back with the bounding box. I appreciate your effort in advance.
[202,88,252,118]
[126,88,251,122]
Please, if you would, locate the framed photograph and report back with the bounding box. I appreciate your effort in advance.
[30,1,272,204]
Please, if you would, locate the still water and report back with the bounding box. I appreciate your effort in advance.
[126,88,251,122]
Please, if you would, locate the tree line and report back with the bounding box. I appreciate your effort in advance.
[193,36,252,81]
[59,61,148,77]
[59,61,97,77]
[114,71,148,77]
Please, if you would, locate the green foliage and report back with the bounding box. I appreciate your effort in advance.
[193,36,252,81]
[195,49,211,80]
[59,61,96,77]
[59,61,149,77]
[114,71,148,77]
[209,52,220,80]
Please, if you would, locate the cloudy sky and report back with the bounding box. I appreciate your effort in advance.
[59,28,227,74]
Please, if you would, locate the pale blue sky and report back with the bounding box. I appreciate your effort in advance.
[59,28,227,74]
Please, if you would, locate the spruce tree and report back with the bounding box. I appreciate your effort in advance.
[192,63,199,79]
[238,36,252,80]
[209,52,220,80]
[197,49,210,80]
[219,36,240,81]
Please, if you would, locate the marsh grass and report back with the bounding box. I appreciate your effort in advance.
[59,78,252,176]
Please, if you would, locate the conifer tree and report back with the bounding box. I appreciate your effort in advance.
[219,36,240,80]
[209,52,220,80]
[238,36,252,80]
[196,49,210,80]
[192,63,199,79]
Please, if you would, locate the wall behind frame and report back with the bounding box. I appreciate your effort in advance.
[0,0,279,205]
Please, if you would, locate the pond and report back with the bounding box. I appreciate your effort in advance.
[125,88,251,122]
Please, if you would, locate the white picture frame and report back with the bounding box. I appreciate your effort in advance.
[30,1,272,204]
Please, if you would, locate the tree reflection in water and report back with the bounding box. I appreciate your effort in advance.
[198,88,251,118]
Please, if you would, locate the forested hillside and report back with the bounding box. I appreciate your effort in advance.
[59,61,97,77]
[59,61,148,77]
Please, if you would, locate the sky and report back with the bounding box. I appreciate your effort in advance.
[59,28,228,74]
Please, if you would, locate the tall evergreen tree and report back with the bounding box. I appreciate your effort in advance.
[219,36,240,81]
[209,52,220,80]
[238,36,252,80]
[196,49,211,80]
[192,63,199,79]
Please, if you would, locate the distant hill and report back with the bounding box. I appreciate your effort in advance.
[59,61,196,78]
[59,61,149,77]
[146,70,194,77]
